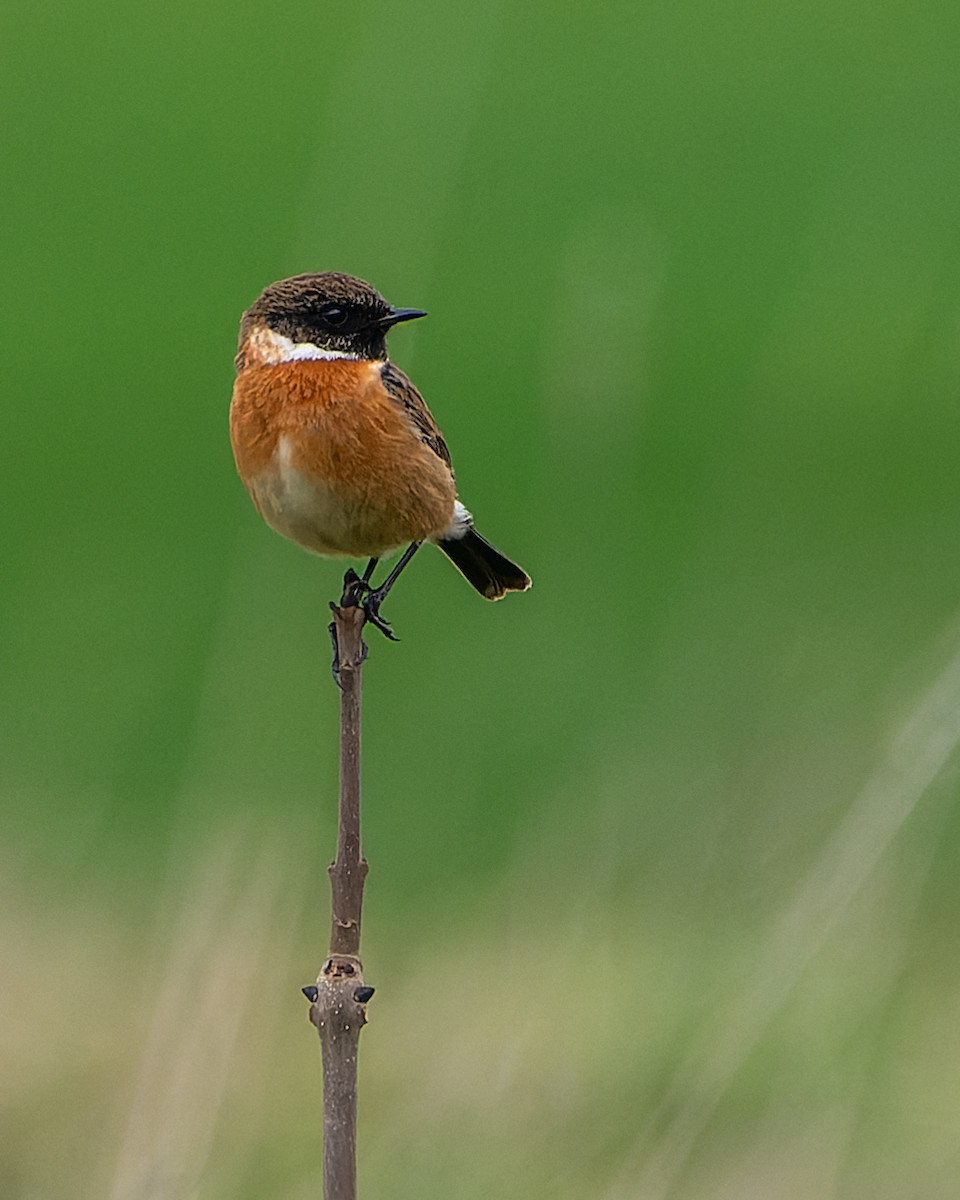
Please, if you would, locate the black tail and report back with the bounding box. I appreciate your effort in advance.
[437,529,531,600]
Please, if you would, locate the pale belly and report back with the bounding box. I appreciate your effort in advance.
[248,435,454,558]
[249,464,378,557]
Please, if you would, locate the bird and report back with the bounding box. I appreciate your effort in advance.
[229,272,531,639]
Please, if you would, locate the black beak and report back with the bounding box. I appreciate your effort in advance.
[379,306,427,329]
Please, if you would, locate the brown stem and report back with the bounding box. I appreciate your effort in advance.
[329,601,369,958]
[308,597,372,1200]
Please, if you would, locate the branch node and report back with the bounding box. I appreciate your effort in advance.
[322,954,361,978]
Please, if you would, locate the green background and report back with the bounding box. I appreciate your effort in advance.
[4,2,960,1197]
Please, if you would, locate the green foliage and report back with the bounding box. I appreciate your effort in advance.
[3,1,960,1196]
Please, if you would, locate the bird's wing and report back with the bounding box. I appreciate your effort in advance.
[380,361,453,472]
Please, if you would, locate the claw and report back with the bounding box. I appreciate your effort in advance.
[328,616,344,688]
[362,589,400,641]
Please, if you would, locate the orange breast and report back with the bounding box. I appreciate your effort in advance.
[229,360,456,557]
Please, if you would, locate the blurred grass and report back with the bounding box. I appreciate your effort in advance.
[4,0,960,1197]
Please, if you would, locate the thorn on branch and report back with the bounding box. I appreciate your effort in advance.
[302,985,320,1002]
[353,986,375,1003]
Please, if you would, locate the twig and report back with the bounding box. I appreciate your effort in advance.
[305,588,373,1200]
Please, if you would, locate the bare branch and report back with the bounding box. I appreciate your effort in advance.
[307,596,372,1200]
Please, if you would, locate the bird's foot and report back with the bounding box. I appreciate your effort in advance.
[362,587,400,641]
[339,568,370,609]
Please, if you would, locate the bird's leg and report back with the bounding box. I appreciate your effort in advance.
[361,557,379,586]
[362,542,422,641]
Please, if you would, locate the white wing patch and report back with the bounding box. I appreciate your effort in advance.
[440,500,474,540]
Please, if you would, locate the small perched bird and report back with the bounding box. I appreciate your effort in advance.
[229,272,531,637]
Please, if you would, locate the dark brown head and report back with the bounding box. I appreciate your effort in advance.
[236,272,426,368]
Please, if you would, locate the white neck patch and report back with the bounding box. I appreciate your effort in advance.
[246,325,358,365]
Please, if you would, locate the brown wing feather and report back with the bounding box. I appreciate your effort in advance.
[380,361,453,472]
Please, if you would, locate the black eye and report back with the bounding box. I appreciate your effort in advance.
[321,304,347,327]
